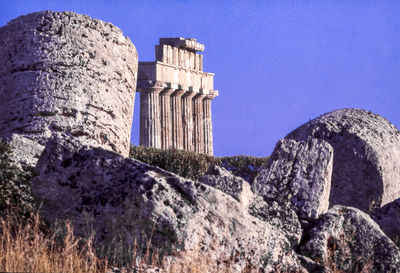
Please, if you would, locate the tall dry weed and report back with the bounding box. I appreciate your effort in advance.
[0,213,108,273]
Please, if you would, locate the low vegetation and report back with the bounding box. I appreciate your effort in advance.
[0,213,107,273]
[129,144,269,182]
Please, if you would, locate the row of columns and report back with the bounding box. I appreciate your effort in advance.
[139,87,215,155]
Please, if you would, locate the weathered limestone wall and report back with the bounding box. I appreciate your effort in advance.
[0,11,138,156]
[137,38,218,155]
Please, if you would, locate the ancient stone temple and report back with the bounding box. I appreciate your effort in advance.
[137,38,218,155]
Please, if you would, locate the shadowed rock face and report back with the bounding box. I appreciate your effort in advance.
[286,108,400,212]
[371,198,400,244]
[0,11,138,156]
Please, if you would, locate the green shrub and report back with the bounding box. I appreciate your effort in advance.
[218,155,269,183]
[130,145,217,180]
[129,145,269,183]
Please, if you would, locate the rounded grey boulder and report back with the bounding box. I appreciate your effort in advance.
[0,11,138,156]
[286,108,400,212]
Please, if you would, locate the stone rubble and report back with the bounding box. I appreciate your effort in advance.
[300,205,400,272]
[31,134,307,273]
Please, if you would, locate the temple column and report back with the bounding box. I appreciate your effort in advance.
[171,89,185,149]
[182,91,196,152]
[203,93,216,155]
[139,87,163,148]
[193,93,206,153]
[159,88,174,149]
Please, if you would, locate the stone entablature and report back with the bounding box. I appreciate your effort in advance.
[138,37,214,94]
[137,38,218,155]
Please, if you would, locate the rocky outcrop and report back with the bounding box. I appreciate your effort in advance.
[301,206,400,272]
[198,165,253,207]
[31,134,307,272]
[253,138,333,224]
[371,198,400,245]
[248,196,303,247]
[199,165,303,246]
[0,11,138,156]
[286,108,400,212]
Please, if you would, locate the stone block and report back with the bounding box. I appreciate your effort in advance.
[253,138,333,222]
[286,108,400,212]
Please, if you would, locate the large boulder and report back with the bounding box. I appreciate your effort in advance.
[286,108,400,212]
[253,138,333,224]
[31,134,306,272]
[371,198,400,245]
[301,206,400,272]
[0,11,137,156]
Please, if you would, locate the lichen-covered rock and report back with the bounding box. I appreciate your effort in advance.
[0,11,138,156]
[371,198,400,245]
[198,165,253,207]
[286,108,400,212]
[31,134,306,272]
[248,195,302,247]
[199,165,302,247]
[6,134,44,170]
[301,205,400,272]
[253,138,333,223]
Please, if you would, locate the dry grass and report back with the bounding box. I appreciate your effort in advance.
[0,211,309,273]
[0,212,215,273]
[0,213,108,273]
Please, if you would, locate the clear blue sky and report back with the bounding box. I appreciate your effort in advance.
[1,1,400,157]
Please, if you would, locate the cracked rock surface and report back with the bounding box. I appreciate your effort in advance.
[198,165,253,208]
[199,165,303,247]
[31,134,307,273]
[0,11,138,156]
[286,108,400,212]
[253,138,333,224]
